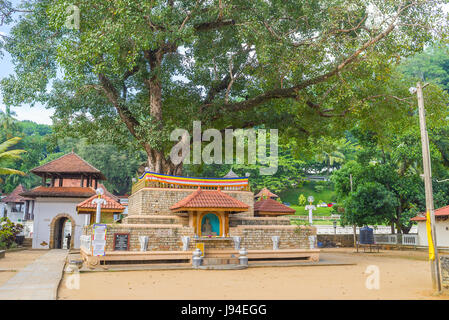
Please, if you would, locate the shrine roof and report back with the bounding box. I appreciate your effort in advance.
[170,187,249,212]
[30,152,106,179]
[1,184,33,203]
[254,198,295,214]
[76,194,125,212]
[254,187,278,199]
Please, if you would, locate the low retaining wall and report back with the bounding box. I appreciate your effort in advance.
[317,234,357,247]
[0,250,4,259]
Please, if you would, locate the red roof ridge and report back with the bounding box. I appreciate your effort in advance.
[1,184,32,203]
[254,198,295,213]
[170,187,249,211]
[76,193,125,211]
[31,152,102,175]
[410,204,449,221]
[255,187,278,199]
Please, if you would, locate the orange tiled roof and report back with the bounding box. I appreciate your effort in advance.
[20,186,96,198]
[1,184,32,203]
[76,194,125,212]
[411,205,449,221]
[255,187,278,199]
[31,152,106,179]
[170,187,249,211]
[254,198,295,214]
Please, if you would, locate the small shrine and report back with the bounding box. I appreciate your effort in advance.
[170,187,249,237]
[254,198,295,217]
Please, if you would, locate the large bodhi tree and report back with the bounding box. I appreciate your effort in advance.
[1,0,448,174]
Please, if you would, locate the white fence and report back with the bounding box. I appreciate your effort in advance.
[373,234,419,246]
[314,225,417,235]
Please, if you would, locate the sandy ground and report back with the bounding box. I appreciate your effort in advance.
[58,248,449,300]
[0,249,47,286]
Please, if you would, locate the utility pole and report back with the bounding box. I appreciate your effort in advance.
[416,81,441,292]
[350,174,357,248]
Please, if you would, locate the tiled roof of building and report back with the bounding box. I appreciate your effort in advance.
[170,187,249,211]
[254,187,278,199]
[1,184,32,203]
[76,194,125,212]
[30,152,106,179]
[20,186,96,198]
[411,205,449,221]
[254,198,295,214]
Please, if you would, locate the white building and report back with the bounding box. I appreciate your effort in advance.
[411,205,449,247]
[1,185,35,238]
[20,152,108,249]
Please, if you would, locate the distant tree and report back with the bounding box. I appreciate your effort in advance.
[298,194,306,206]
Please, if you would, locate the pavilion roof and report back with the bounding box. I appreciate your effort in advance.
[254,187,278,199]
[76,194,125,213]
[20,186,97,198]
[411,205,449,221]
[254,198,295,214]
[170,187,249,212]
[30,152,106,180]
[1,184,32,203]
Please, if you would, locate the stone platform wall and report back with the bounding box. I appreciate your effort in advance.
[84,224,194,252]
[128,187,254,217]
[231,225,316,250]
[83,223,316,252]
[229,216,291,227]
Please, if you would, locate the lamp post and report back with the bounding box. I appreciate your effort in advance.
[305,196,316,225]
[411,82,441,292]
[92,188,107,224]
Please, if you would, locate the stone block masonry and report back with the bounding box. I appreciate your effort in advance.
[127,187,254,217]
[441,255,449,289]
[231,225,316,250]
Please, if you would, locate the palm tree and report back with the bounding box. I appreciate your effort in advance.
[0,137,26,183]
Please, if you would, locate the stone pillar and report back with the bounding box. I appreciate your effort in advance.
[232,236,241,250]
[239,248,248,266]
[181,236,190,251]
[139,236,149,252]
[308,235,317,249]
[272,236,280,250]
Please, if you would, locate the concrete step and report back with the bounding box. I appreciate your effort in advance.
[198,264,247,270]
[201,257,239,265]
[22,238,32,248]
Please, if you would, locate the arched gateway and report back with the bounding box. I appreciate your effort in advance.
[49,213,75,249]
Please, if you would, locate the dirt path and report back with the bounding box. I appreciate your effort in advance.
[0,250,47,286]
[58,249,449,300]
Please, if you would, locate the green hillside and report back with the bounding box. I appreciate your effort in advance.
[278,181,336,216]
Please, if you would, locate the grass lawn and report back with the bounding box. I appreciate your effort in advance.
[289,205,334,216]
[278,181,336,216]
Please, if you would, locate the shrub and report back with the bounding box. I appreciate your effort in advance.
[0,218,24,249]
[314,185,324,193]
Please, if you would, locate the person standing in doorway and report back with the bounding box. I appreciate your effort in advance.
[66,233,71,249]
